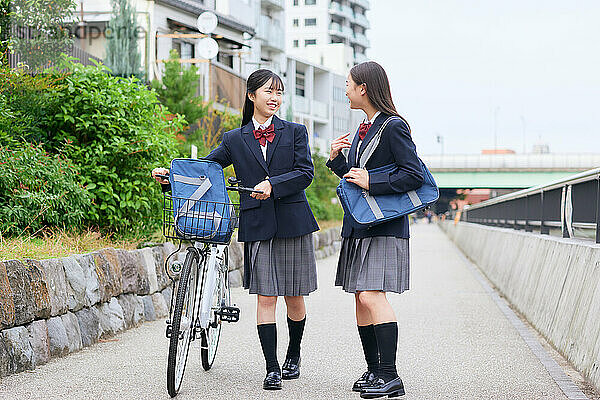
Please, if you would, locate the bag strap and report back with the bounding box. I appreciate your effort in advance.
[358,116,400,168]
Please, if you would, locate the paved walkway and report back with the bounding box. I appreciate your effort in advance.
[0,224,581,399]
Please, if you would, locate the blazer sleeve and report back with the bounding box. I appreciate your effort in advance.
[325,152,350,179]
[204,132,233,169]
[268,125,314,199]
[368,119,424,196]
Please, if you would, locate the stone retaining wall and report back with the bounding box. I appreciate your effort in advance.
[440,221,600,391]
[0,227,341,378]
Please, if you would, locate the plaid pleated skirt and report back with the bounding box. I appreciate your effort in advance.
[243,234,318,296]
[335,236,410,294]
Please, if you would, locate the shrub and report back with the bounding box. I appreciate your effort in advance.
[306,151,343,221]
[0,65,63,146]
[0,144,90,236]
[151,49,208,126]
[37,57,185,233]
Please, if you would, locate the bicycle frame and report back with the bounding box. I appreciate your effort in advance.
[197,243,227,329]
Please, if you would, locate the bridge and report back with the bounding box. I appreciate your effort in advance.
[422,153,600,189]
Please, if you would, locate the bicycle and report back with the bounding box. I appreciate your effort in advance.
[157,173,260,397]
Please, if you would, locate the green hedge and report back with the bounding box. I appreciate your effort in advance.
[0,144,90,236]
[0,59,186,236]
[38,58,185,232]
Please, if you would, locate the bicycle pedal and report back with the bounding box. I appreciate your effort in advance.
[217,306,240,323]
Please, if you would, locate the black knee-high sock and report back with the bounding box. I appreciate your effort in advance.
[358,324,379,374]
[257,323,280,373]
[286,316,306,361]
[373,322,399,382]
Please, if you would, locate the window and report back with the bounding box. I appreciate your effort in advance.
[334,116,348,132]
[333,86,346,103]
[293,39,299,48]
[305,0,316,5]
[304,39,316,46]
[296,71,305,96]
[173,41,194,61]
[305,18,316,26]
[293,19,299,27]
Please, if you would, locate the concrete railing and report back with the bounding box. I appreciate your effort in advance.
[0,227,341,377]
[440,220,600,391]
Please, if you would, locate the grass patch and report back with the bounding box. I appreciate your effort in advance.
[0,228,163,261]
[0,220,342,262]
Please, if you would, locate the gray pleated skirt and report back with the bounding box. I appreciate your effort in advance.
[335,236,410,294]
[243,234,318,296]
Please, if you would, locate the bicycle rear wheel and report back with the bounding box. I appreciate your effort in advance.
[166,249,200,397]
[201,247,229,371]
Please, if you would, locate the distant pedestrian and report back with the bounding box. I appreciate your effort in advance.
[327,61,424,398]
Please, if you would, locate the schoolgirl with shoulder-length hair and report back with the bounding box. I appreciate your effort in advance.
[326,61,424,399]
[153,69,319,391]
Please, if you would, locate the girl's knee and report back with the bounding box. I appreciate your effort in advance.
[357,291,384,308]
[258,295,277,308]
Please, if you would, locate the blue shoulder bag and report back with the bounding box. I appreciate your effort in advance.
[169,158,235,243]
[336,117,439,227]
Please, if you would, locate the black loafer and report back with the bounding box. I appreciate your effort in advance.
[360,376,405,399]
[352,371,377,392]
[263,371,282,390]
[282,356,301,380]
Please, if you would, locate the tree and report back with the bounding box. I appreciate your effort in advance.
[105,0,142,79]
[151,48,208,126]
[0,0,11,65]
[7,0,76,71]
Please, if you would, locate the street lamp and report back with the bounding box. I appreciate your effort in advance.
[436,134,444,156]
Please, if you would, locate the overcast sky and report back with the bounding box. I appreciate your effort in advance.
[367,0,600,155]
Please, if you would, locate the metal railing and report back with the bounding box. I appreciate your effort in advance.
[462,168,600,243]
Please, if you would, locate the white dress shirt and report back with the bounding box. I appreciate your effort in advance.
[252,116,274,160]
[357,110,381,162]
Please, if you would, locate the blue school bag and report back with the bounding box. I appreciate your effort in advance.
[169,158,234,243]
[336,117,439,227]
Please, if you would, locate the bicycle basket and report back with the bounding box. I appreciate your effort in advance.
[164,158,239,244]
[163,194,239,244]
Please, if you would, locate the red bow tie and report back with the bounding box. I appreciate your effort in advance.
[358,122,372,140]
[253,124,276,146]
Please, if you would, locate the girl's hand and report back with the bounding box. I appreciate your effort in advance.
[329,132,352,160]
[251,180,272,200]
[343,168,369,190]
[151,168,169,185]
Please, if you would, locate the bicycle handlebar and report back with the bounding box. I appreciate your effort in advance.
[154,172,263,194]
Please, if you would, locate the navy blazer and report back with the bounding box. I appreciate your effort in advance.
[205,115,319,242]
[326,113,424,239]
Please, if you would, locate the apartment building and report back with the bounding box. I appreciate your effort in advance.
[285,0,370,75]
[75,0,256,109]
[285,56,363,155]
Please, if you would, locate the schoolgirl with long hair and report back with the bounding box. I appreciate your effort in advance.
[326,61,424,399]
[153,69,319,391]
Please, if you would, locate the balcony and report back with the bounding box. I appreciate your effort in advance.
[329,2,351,19]
[294,95,310,114]
[261,0,284,11]
[354,51,368,64]
[351,32,370,48]
[350,0,370,10]
[352,12,370,29]
[258,15,285,51]
[312,100,329,120]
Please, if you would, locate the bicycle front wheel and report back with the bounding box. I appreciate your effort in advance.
[201,247,229,371]
[166,248,200,398]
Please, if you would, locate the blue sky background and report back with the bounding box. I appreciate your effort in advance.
[367,1,599,155]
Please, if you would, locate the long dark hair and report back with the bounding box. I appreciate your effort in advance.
[241,69,285,127]
[349,61,410,131]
